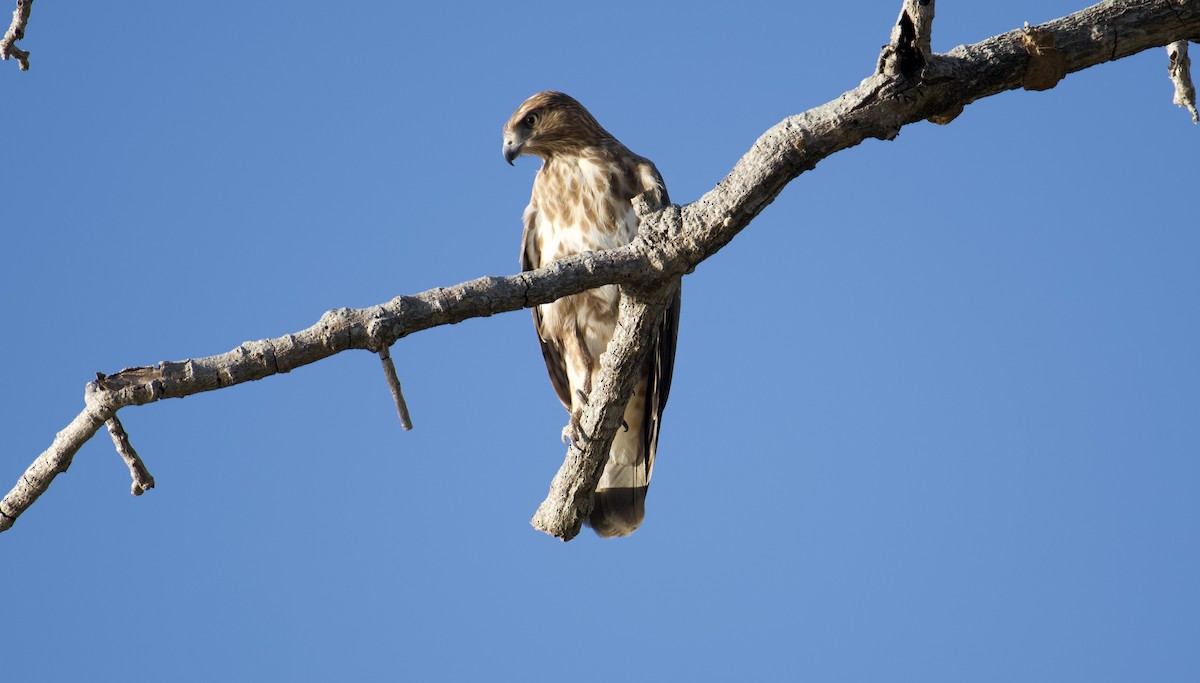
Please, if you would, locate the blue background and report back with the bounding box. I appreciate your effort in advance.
[3,2,1197,680]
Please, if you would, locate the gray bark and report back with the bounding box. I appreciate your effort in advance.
[1168,40,1199,121]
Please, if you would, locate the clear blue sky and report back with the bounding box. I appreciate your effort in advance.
[3,2,1197,681]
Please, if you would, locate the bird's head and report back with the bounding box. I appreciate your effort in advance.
[502,91,611,165]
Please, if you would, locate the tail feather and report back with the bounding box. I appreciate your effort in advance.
[588,486,648,538]
[587,398,651,538]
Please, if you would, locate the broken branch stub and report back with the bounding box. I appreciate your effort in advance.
[1167,41,1199,123]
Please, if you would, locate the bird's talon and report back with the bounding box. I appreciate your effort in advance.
[562,410,588,446]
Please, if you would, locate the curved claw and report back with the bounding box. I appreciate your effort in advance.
[561,406,593,446]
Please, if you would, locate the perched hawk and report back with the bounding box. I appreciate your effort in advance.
[503,91,681,538]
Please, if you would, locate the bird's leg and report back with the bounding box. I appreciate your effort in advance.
[559,338,629,441]
[562,328,597,446]
[562,388,590,446]
[562,391,628,440]
[574,327,595,399]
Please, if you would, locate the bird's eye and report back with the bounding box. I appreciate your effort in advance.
[524,113,538,128]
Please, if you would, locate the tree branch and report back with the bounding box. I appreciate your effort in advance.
[5,0,1198,536]
[378,347,414,431]
[0,248,674,531]
[880,0,936,83]
[106,415,155,496]
[1,0,32,71]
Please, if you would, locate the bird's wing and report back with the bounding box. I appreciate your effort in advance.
[520,197,572,410]
[634,158,680,481]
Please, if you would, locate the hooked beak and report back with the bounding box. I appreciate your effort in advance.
[502,137,522,165]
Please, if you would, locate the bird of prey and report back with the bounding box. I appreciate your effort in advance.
[503,91,681,538]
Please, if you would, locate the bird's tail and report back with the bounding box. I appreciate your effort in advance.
[587,404,651,537]
[589,485,648,538]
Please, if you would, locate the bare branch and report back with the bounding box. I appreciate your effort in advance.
[0,250,670,531]
[1,402,110,531]
[105,414,155,496]
[907,0,935,58]
[1,0,32,71]
[379,347,414,431]
[1168,41,1199,122]
[5,0,1198,535]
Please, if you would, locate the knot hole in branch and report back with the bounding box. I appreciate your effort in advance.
[893,11,927,80]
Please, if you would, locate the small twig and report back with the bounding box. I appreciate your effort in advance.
[1,0,33,71]
[379,347,414,431]
[106,414,155,496]
[1167,41,1198,123]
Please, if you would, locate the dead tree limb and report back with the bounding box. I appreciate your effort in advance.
[378,347,414,431]
[4,0,1198,538]
[0,0,32,70]
[105,415,155,496]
